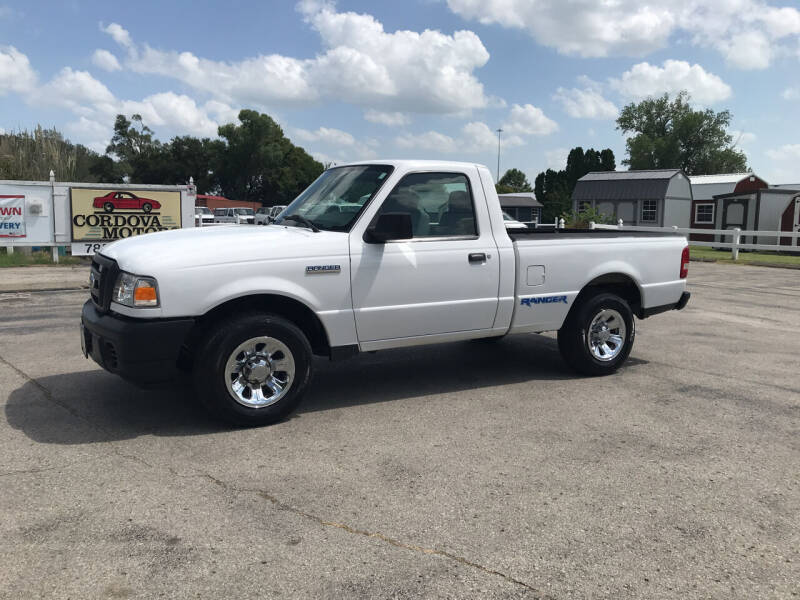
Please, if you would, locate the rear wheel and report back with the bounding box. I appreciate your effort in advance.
[103,202,114,213]
[557,292,635,376]
[193,312,313,426]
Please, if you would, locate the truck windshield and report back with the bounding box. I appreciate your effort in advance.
[276,165,394,232]
[235,208,254,215]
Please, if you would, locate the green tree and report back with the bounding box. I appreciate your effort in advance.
[105,114,168,183]
[163,135,223,192]
[496,168,533,193]
[214,109,323,204]
[616,91,747,174]
[535,146,616,221]
[0,126,100,181]
[88,155,123,183]
[534,169,571,221]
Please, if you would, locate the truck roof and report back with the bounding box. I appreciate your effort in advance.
[334,159,489,171]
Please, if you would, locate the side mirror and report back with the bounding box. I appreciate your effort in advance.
[364,212,413,243]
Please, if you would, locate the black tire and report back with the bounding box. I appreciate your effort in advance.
[193,312,313,426]
[557,292,635,376]
[103,202,114,213]
[142,203,152,213]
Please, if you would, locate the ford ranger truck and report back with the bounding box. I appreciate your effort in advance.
[81,160,690,426]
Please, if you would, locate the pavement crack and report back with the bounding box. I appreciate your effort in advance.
[0,459,100,478]
[191,469,548,597]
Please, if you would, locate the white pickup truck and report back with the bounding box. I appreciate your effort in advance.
[81,160,690,426]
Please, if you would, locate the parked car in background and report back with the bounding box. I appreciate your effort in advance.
[214,207,255,224]
[93,191,161,213]
[194,206,215,226]
[255,207,272,225]
[269,205,287,223]
[502,211,528,231]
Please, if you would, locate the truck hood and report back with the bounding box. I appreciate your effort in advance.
[101,224,349,275]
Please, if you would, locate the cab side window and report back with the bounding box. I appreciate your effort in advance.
[374,172,476,238]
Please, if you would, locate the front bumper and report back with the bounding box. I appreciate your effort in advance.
[81,300,195,384]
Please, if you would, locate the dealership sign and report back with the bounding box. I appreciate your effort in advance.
[0,195,25,238]
[70,188,182,242]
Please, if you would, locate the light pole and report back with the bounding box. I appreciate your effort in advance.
[496,128,503,182]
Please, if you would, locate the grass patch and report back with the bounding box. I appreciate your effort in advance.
[690,245,800,267]
[0,248,84,267]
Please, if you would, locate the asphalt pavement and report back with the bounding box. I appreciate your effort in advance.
[1,262,798,599]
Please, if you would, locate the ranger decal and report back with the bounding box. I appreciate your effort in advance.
[521,296,568,306]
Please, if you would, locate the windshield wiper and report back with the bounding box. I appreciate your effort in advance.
[282,214,320,232]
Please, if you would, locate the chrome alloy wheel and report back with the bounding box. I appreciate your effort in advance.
[224,336,295,408]
[587,308,627,362]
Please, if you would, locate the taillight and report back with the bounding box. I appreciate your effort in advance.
[680,246,690,279]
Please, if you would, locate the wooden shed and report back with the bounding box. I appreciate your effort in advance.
[572,169,693,227]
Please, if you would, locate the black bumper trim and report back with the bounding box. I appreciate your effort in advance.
[81,300,195,385]
[639,291,691,319]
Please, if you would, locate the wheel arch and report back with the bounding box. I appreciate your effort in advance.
[567,272,644,322]
[179,293,332,371]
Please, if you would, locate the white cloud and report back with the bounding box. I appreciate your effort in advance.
[464,121,523,151]
[64,117,111,153]
[446,0,675,58]
[117,93,223,138]
[293,126,356,146]
[204,100,240,125]
[101,22,132,48]
[766,143,800,161]
[0,46,37,95]
[445,0,800,70]
[2,45,233,148]
[92,49,121,72]
[553,87,618,119]
[396,120,522,154]
[364,109,409,126]
[102,2,491,115]
[502,103,558,136]
[545,148,568,170]
[396,130,458,153]
[610,60,732,105]
[718,31,772,70]
[782,86,800,100]
[37,67,115,113]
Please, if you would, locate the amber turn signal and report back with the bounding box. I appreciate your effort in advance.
[133,280,158,306]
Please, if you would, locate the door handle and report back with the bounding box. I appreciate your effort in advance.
[468,252,487,264]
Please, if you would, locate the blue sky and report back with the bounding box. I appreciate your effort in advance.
[1,0,800,186]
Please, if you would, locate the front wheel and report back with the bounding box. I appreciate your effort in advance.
[557,292,635,376]
[142,202,152,213]
[193,312,313,426]
[103,202,114,213]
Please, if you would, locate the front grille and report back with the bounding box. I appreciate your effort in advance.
[90,254,119,313]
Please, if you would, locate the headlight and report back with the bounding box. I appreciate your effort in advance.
[113,272,159,307]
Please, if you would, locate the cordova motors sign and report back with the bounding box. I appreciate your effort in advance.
[70,188,182,242]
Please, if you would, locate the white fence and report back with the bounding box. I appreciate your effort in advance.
[524,218,566,229]
[589,220,800,260]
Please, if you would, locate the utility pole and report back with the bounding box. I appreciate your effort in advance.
[496,128,503,182]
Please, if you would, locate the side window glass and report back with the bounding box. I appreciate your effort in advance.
[375,172,476,238]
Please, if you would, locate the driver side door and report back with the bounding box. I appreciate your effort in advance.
[349,169,500,345]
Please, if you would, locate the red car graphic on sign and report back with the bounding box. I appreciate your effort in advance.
[93,192,161,213]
